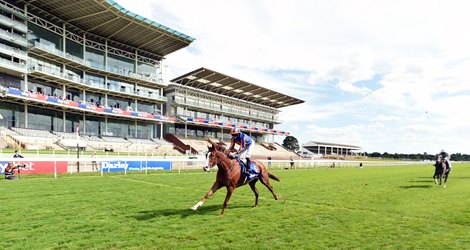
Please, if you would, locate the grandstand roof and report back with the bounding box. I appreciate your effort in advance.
[21,0,194,59]
[170,68,305,109]
[303,141,361,150]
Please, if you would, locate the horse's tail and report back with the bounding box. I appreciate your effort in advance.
[268,172,280,182]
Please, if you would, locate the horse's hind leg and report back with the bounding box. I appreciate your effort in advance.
[249,180,259,207]
[259,174,280,200]
[191,182,221,211]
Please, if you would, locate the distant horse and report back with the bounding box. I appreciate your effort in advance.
[433,157,449,188]
[191,141,281,215]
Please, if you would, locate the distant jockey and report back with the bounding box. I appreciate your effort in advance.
[439,149,452,173]
[228,127,255,175]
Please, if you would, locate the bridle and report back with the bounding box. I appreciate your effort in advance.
[205,150,234,172]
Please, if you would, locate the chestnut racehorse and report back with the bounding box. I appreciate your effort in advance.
[191,141,281,215]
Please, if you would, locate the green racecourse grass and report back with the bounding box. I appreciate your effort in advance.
[2,164,470,249]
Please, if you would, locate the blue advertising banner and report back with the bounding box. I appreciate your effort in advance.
[100,160,172,172]
[0,161,7,174]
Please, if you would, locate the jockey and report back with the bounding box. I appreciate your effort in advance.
[439,149,452,173]
[228,127,255,175]
[439,149,449,160]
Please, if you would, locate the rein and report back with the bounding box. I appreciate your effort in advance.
[214,152,234,172]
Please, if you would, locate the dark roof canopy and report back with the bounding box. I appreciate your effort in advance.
[20,0,194,59]
[170,68,305,109]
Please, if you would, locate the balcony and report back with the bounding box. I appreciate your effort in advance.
[28,63,167,103]
[0,29,28,47]
[0,42,28,60]
[0,57,27,74]
[0,14,27,33]
[29,41,165,87]
[172,98,281,124]
[0,1,27,19]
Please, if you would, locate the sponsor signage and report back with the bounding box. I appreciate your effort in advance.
[6,87,175,123]
[100,161,172,172]
[0,161,68,174]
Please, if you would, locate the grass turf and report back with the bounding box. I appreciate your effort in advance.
[1,163,469,249]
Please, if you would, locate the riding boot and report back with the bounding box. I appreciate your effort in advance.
[245,158,251,175]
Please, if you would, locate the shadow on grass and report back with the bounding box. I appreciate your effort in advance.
[408,180,432,183]
[399,185,433,189]
[132,204,251,220]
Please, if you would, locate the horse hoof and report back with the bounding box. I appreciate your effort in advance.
[275,195,281,200]
[191,206,198,211]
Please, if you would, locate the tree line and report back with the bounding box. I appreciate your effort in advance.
[363,152,470,161]
[282,136,470,161]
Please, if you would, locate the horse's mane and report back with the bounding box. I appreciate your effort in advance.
[206,138,229,155]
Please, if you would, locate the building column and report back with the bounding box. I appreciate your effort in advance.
[104,116,108,135]
[63,110,66,132]
[83,33,86,61]
[82,113,86,134]
[104,40,108,70]
[23,74,28,91]
[62,23,66,57]
[61,84,66,99]
[24,104,28,128]
[134,120,137,138]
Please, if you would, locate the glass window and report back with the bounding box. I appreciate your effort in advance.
[84,73,105,89]
[85,47,104,69]
[29,24,62,50]
[107,53,134,75]
[66,39,83,59]
[27,106,64,131]
[0,102,24,128]
[84,115,104,136]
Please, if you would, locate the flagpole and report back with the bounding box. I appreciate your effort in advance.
[76,124,80,173]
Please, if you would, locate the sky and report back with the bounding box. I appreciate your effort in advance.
[115,0,470,154]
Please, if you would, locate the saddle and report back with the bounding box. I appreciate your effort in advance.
[236,158,259,180]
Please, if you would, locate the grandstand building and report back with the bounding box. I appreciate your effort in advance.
[0,0,304,158]
[165,68,304,155]
[167,68,303,141]
[302,141,361,157]
[0,0,193,150]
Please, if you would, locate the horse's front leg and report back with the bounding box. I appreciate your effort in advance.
[443,172,449,188]
[440,163,446,185]
[220,186,235,216]
[191,182,221,211]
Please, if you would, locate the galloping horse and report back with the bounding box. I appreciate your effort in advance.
[191,141,281,215]
[433,156,449,188]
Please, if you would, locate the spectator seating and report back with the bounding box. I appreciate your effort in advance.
[3,126,182,155]
[179,138,211,154]
[9,127,61,150]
